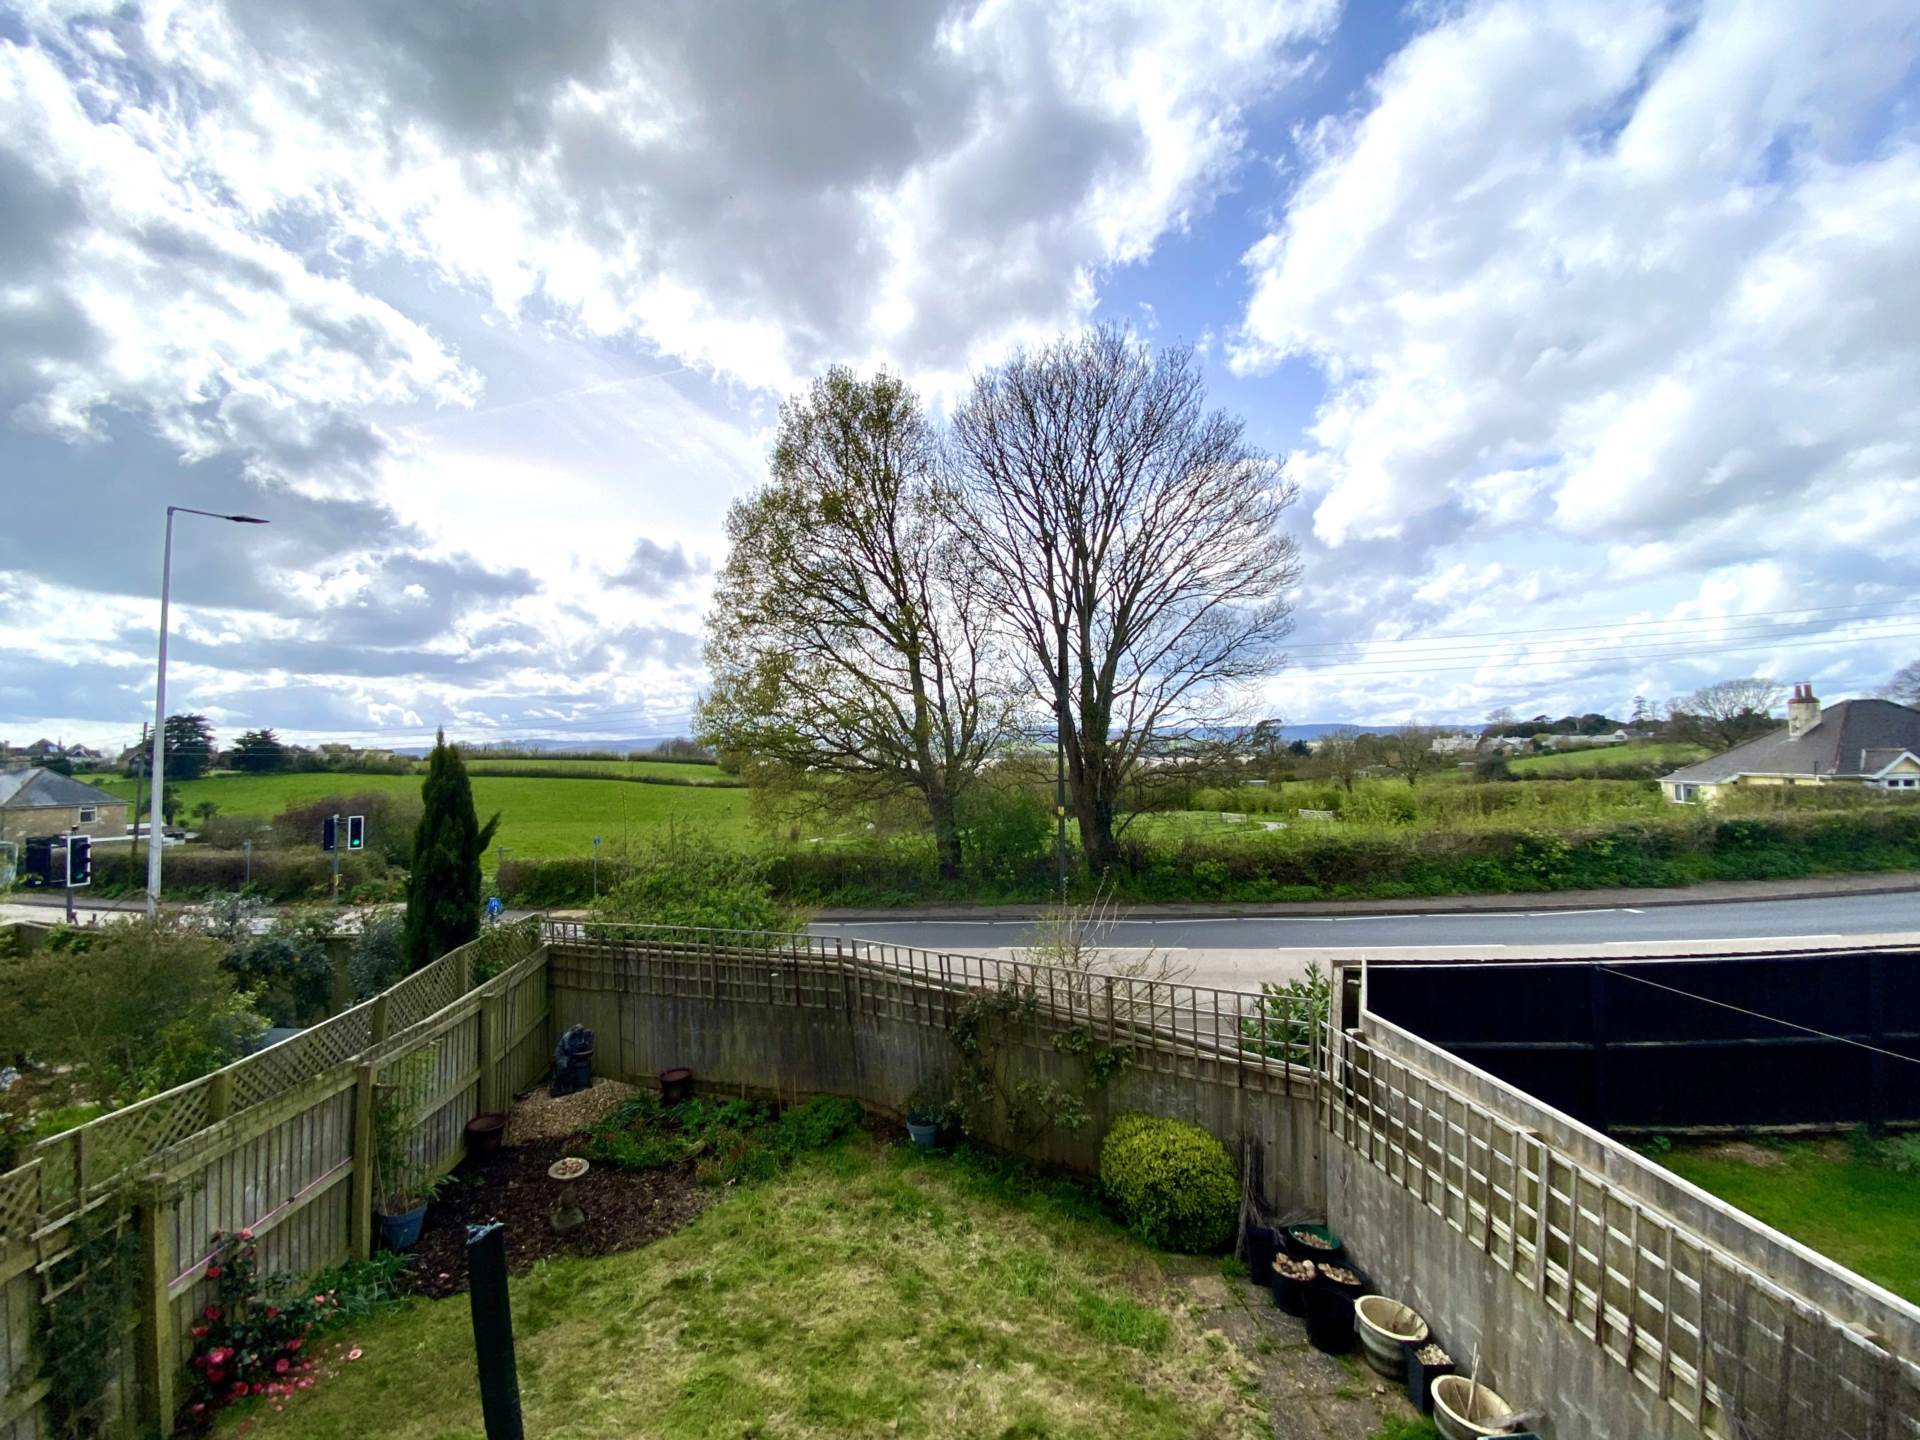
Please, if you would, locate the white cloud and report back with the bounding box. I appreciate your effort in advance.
[1234,0,1920,719]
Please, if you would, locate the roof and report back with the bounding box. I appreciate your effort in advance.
[1661,699,1920,784]
[0,767,126,810]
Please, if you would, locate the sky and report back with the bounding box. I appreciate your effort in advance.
[2,0,1918,752]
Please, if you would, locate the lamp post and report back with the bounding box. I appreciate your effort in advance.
[147,506,269,917]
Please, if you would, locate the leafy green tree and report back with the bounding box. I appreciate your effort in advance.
[700,366,1005,881]
[230,728,288,773]
[0,919,265,1102]
[402,731,499,972]
[164,712,216,780]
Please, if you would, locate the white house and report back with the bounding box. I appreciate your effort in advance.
[1660,686,1920,803]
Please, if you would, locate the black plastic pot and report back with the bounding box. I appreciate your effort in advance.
[1269,1258,1314,1316]
[659,1066,693,1105]
[1245,1222,1278,1284]
[1404,1343,1455,1414]
[1302,1281,1356,1354]
[465,1112,507,1159]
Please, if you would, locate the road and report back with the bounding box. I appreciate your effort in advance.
[810,889,1920,954]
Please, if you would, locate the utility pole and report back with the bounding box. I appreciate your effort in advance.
[64,823,77,925]
[129,721,148,880]
[331,812,341,901]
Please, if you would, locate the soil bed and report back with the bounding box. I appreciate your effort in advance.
[400,1135,714,1299]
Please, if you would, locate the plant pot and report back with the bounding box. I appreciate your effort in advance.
[377,1201,428,1252]
[906,1119,939,1149]
[658,1067,693,1105]
[1353,1295,1428,1379]
[1302,1280,1356,1353]
[1269,1256,1315,1316]
[1432,1375,1516,1440]
[1244,1222,1278,1284]
[1405,1342,1456,1414]
[1282,1223,1345,1263]
[465,1112,507,1158]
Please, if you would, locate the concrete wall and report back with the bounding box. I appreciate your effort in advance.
[547,942,1325,1217]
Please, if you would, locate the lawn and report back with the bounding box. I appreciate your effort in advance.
[213,1137,1263,1440]
[1508,741,1705,775]
[460,757,737,784]
[91,771,754,862]
[1659,1138,1920,1304]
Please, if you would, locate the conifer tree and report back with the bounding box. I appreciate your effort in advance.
[402,730,499,972]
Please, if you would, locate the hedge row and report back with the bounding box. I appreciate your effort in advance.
[490,808,1920,909]
[85,849,392,902]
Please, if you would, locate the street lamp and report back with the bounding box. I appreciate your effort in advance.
[147,506,269,916]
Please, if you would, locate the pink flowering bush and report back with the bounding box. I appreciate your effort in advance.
[183,1231,337,1425]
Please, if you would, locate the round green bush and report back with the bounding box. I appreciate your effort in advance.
[1098,1112,1238,1253]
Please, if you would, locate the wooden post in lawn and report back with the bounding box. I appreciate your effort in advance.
[136,1175,177,1432]
[350,1063,377,1261]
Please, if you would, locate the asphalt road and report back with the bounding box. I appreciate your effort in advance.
[809,888,1920,953]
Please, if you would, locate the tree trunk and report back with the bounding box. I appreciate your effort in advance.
[1074,784,1120,876]
[928,791,964,883]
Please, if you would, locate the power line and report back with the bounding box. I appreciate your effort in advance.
[1599,965,1920,1068]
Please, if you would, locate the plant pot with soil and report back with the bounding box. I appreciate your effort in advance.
[1282,1223,1345,1263]
[1269,1255,1315,1316]
[1405,1341,1455,1414]
[904,1079,952,1150]
[372,1047,448,1253]
[1301,1261,1368,1354]
[1353,1295,1428,1379]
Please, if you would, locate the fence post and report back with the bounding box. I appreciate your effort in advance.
[205,1070,233,1126]
[369,994,390,1049]
[350,1063,377,1261]
[479,991,505,1115]
[136,1174,177,1433]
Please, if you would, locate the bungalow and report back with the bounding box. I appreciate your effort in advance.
[0,767,131,843]
[1660,686,1920,803]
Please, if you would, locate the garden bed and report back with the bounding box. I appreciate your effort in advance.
[401,1134,716,1299]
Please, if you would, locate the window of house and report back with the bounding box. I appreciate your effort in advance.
[78,805,97,823]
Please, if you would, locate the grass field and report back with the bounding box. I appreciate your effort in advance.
[1508,740,1705,775]
[212,1138,1262,1440]
[1660,1138,1920,1303]
[460,757,737,783]
[91,770,753,862]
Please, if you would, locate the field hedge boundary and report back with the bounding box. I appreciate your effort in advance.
[490,807,1920,907]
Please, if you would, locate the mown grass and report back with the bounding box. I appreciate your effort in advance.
[1509,741,1705,775]
[1660,1138,1920,1304]
[92,771,754,861]
[211,1137,1260,1440]
[460,757,737,784]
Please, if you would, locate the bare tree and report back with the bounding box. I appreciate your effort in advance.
[949,327,1302,872]
[1379,721,1445,786]
[1666,677,1785,751]
[700,367,1006,880]
[1312,725,1366,793]
[1881,660,1920,709]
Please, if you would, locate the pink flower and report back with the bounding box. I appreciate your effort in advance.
[205,1265,221,1279]
[231,1382,248,1399]
[265,1305,278,1318]
[207,1368,225,1385]
[297,1378,313,1389]
[274,1358,290,1375]
[205,1306,222,1320]
[238,1228,254,1240]
[190,1324,209,1339]
[289,1338,303,1351]
[347,1347,363,1361]
[209,1347,232,1366]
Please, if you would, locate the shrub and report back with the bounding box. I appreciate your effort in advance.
[348,910,407,999]
[593,823,808,933]
[272,790,422,867]
[185,1229,337,1423]
[223,908,335,1025]
[88,848,382,901]
[1098,1112,1237,1253]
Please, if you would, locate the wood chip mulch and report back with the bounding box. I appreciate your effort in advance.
[399,1134,715,1300]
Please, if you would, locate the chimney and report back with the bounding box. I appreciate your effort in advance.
[1787,682,1821,740]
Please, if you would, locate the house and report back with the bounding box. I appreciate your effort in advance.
[0,767,131,843]
[1660,686,1920,803]
[1430,734,1480,756]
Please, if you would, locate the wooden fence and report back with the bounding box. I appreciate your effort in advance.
[0,923,548,1439]
[1326,1018,1920,1440]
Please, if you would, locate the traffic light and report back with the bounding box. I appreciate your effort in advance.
[347,814,365,851]
[322,815,338,851]
[66,834,90,888]
[21,836,54,885]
